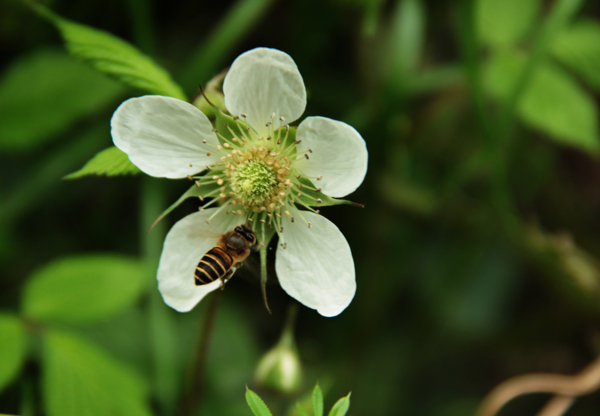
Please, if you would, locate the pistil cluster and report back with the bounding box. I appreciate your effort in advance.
[190,114,323,241]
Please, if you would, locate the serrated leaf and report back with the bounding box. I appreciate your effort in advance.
[484,50,599,153]
[22,255,149,324]
[313,384,324,416]
[32,4,186,100]
[0,49,124,152]
[65,146,141,179]
[0,314,27,393]
[476,0,540,47]
[42,329,151,416]
[551,19,600,91]
[245,388,273,416]
[327,393,351,416]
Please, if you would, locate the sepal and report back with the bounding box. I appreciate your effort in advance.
[148,176,221,231]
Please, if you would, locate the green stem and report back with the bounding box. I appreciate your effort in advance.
[20,376,35,416]
[260,241,272,314]
[178,0,276,92]
[140,177,179,416]
[180,291,221,416]
[126,0,157,56]
[490,0,584,218]
[457,0,492,142]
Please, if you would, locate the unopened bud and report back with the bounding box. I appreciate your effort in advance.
[254,305,302,394]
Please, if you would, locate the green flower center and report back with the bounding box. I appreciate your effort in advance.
[230,159,278,204]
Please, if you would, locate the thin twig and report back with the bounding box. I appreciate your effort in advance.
[474,355,600,416]
[537,396,574,416]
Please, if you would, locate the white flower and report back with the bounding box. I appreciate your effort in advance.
[111,48,368,317]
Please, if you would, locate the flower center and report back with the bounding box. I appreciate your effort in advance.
[223,145,292,212]
[192,115,324,234]
[230,159,277,204]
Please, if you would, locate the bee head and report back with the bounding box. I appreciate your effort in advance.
[234,225,259,252]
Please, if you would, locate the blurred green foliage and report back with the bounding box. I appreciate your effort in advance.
[3,0,600,415]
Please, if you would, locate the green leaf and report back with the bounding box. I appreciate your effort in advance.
[476,0,540,47]
[42,329,151,416]
[65,146,141,179]
[0,49,124,152]
[551,20,600,91]
[386,0,426,92]
[32,4,186,100]
[245,388,273,416]
[484,50,599,153]
[22,254,149,324]
[327,393,351,416]
[313,384,324,416]
[296,403,311,416]
[0,314,27,393]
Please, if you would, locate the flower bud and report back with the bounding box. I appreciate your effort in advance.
[193,88,225,119]
[193,71,227,118]
[254,306,302,394]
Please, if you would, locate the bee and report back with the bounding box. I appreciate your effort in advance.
[194,224,259,287]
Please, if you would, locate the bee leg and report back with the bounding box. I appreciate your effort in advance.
[220,269,234,290]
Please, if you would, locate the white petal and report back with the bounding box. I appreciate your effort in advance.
[295,117,368,198]
[111,95,220,178]
[157,209,245,312]
[275,208,356,317]
[223,48,306,136]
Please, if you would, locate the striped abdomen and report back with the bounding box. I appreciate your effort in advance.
[194,246,233,286]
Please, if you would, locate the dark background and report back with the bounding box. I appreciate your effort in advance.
[3,0,600,415]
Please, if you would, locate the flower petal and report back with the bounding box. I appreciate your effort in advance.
[275,208,356,317]
[295,117,368,198]
[111,95,220,178]
[157,208,245,312]
[223,48,306,136]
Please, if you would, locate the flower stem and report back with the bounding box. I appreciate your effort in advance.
[260,241,272,314]
[140,177,179,416]
[179,291,222,416]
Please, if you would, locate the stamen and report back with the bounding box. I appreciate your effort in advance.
[208,199,233,222]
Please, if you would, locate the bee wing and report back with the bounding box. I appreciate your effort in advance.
[202,229,224,244]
